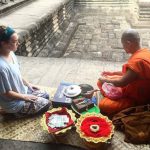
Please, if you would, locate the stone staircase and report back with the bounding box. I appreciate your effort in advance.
[74,0,137,22]
[74,0,132,7]
[130,0,150,28]
[138,1,150,21]
[0,0,35,16]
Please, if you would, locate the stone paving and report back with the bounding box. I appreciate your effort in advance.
[17,56,150,150]
[18,56,123,88]
[62,6,150,61]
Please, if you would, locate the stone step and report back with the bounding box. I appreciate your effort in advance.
[74,3,131,7]
[74,0,131,5]
[138,18,150,21]
[0,0,35,16]
[138,7,150,21]
[139,15,150,18]
[139,12,150,20]
[0,0,13,5]
[75,2,130,3]
[131,21,150,28]
[75,0,130,2]
[139,10,150,14]
[139,7,150,10]
[138,0,150,8]
[74,0,133,8]
[138,1,150,21]
[74,2,131,5]
[140,12,150,15]
[63,50,128,62]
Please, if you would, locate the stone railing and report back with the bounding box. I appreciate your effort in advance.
[0,0,36,16]
[16,0,74,57]
[0,0,14,5]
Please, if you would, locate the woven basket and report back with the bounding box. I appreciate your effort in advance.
[76,113,114,149]
[41,107,76,136]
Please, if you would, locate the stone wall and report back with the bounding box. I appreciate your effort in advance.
[16,0,74,57]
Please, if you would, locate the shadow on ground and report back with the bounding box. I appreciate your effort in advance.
[0,139,84,150]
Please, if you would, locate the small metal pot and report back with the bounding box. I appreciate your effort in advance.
[79,84,94,99]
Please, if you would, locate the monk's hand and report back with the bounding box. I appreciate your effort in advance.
[101,71,113,77]
[98,76,107,84]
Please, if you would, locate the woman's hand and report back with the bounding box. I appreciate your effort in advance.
[22,78,40,91]
[22,94,38,103]
[30,84,40,91]
[28,83,40,91]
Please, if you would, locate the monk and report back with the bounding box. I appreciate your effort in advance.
[98,29,150,116]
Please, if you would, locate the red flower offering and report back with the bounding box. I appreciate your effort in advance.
[76,113,114,144]
[81,116,111,138]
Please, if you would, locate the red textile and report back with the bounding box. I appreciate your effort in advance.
[45,107,74,133]
[102,82,123,100]
[80,116,111,138]
[122,48,150,79]
[99,97,134,115]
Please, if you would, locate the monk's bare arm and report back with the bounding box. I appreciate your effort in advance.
[102,71,123,76]
[99,69,137,87]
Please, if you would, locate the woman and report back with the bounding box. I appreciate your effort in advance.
[98,29,150,116]
[0,25,51,118]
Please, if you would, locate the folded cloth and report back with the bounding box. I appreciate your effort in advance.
[112,105,150,144]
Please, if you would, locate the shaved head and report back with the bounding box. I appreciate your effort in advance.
[121,29,140,44]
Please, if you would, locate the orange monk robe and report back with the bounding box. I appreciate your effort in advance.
[98,48,150,115]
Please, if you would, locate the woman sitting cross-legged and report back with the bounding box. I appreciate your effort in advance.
[0,25,51,118]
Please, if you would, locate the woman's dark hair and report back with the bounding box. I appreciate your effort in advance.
[0,25,15,47]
